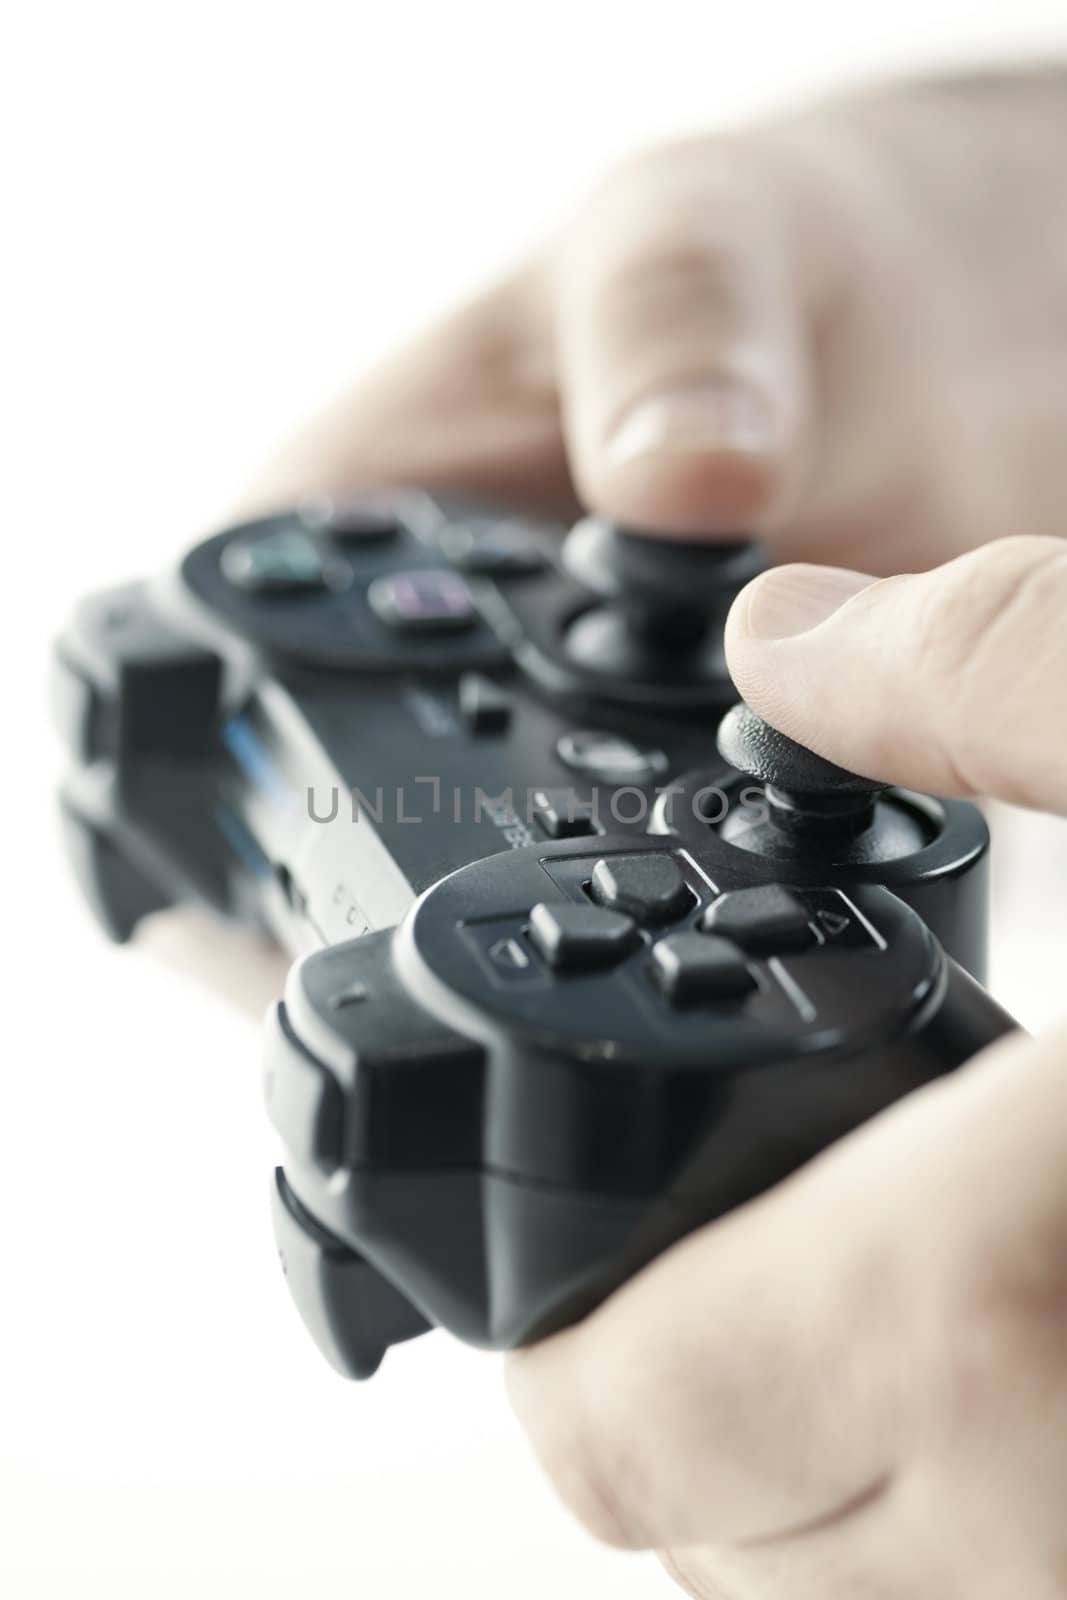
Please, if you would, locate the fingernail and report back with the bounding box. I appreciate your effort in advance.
[605,380,777,465]
[740,565,875,640]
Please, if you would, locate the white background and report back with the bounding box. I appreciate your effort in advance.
[6,3,1067,1595]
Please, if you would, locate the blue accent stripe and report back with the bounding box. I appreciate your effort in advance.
[221,713,292,807]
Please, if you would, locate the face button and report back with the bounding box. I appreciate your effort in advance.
[459,671,512,734]
[439,518,547,576]
[367,569,478,633]
[590,853,691,925]
[528,901,639,971]
[650,932,757,1005]
[221,529,329,594]
[701,885,816,953]
[300,493,403,545]
[555,729,669,784]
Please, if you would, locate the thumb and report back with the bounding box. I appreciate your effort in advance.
[724,535,1067,810]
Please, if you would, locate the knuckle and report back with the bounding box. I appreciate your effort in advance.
[931,1232,1067,1442]
[566,144,767,359]
[507,1348,653,1550]
[934,1291,1067,1454]
[538,1394,650,1550]
[592,236,753,353]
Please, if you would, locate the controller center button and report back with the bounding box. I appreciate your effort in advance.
[221,529,328,594]
[650,932,756,1004]
[531,787,600,839]
[701,885,816,953]
[528,901,639,971]
[367,569,478,633]
[300,493,403,545]
[439,518,547,576]
[555,729,669,784]
[590,853,690,925]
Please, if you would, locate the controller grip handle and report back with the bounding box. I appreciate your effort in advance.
[923,955,1020,1067]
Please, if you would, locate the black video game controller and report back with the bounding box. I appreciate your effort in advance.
[51,490,1017,1377]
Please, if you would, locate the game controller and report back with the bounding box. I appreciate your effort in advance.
[51,489,1017,1377]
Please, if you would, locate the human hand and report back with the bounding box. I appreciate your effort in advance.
[143,57,1067,1021]
[174,62,1067,1017]
[131,66,1067,1590]
[506,536,1067,1598]
[244,65,1067,576]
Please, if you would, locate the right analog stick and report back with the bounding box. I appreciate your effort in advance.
[715,703,931,862]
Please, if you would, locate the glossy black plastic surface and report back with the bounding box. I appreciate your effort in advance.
[50,489,1013,1379]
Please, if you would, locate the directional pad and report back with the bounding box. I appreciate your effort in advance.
[701,885,816,954]
[528,902,639,972]
[590,853,691,925]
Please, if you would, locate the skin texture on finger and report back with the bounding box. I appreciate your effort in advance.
[551,140,815,536]
[725,536,1067,810]
[507,1023,1067,1590]
[233,271,579,524]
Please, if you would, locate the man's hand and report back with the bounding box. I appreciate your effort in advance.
[143,65,1067,1592]
[195,64,1067,1019]
[243,67,1067,578]
[507,538,1067,1598]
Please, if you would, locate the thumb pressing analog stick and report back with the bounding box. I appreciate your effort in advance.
[717,702,886,830]
[715,703,931,863]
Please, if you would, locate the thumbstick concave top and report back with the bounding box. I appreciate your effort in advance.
[715,703,887,800]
